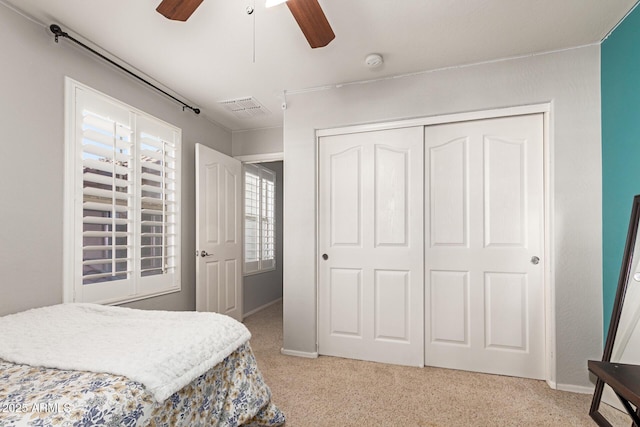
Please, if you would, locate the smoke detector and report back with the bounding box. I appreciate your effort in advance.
[365,53,384,68]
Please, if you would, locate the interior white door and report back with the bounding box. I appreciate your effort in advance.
[195,143,243,321]
[424,114,544,379]
[318,127,424,367]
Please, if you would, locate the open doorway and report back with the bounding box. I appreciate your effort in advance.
[242,161,284,318]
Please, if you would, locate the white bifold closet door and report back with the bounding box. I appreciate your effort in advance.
[318,127,424,367]
[424,114,545,379]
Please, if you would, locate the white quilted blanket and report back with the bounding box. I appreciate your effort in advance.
[0,303,251,402]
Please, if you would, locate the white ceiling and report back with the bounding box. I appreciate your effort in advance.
[4,0,638,131]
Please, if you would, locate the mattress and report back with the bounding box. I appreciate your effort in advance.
[0,342,285,427]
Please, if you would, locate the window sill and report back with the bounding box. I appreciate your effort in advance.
[91,287,182,306]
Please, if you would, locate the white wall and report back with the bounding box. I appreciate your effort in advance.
[232,127,283,157]
[0,4,231,316]
[283,45,602,389]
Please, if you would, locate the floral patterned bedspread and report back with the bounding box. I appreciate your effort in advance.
[0,343,285,427]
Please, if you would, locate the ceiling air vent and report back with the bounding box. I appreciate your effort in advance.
[218,96,270,119]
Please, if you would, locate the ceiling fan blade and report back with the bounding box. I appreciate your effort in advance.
[156,0,204,21]
[286,0,335,49]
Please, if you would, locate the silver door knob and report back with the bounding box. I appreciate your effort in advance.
[530,256,540,265]
[201,251,213,257]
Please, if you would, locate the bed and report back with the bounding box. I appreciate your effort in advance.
[0,304,285,427]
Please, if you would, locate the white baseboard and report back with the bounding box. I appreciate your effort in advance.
[280,348,319,359]
[556,383,594,394]
[242,298,282,320]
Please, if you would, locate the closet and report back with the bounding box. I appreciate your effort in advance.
[318,113,545,379]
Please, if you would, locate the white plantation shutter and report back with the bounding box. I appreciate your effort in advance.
[65,79,181,304]
[244,164,260,273]
[243,164,275,274]
[137,116,179,285]
[80,109,134,291]
[260,168,275,270]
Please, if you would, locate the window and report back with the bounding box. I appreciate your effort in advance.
[64,78,181,304]
[244,164,275,274]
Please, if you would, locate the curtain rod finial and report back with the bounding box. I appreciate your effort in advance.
[49,24,67,43]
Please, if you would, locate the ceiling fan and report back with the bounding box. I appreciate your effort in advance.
[156,0,335,48]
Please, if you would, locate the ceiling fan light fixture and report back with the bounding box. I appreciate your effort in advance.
[265,0,287,8]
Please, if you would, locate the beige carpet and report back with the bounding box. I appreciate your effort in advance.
[244,301,622,427]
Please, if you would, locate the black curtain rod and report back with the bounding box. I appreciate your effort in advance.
[50,24,200,115]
